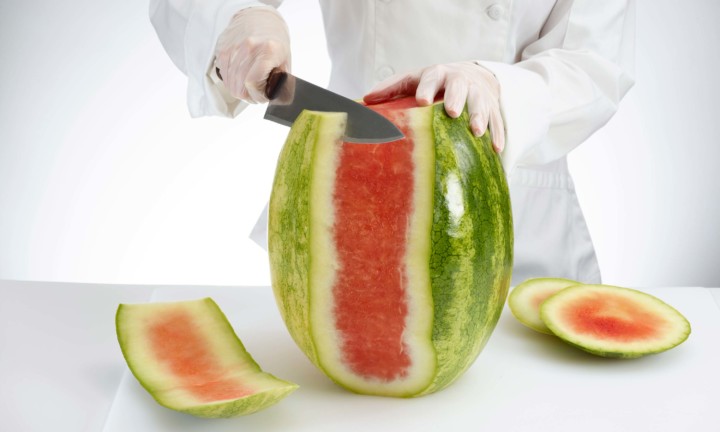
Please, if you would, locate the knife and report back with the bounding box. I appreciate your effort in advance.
[217,67,404,144]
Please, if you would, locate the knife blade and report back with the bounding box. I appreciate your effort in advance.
[214,67,403,143]
[262,69,404,144]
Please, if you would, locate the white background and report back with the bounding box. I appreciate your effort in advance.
[1,0,718,288]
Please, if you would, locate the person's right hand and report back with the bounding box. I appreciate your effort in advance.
[214,7,291,103]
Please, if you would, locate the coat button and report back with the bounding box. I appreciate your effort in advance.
[376,66,395,81]
[486,4,503,20]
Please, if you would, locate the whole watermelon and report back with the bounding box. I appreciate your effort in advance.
[268,97,513,397]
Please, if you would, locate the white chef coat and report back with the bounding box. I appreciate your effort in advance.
[150,0,635,285]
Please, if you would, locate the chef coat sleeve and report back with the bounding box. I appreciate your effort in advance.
[477,0,635,173]
[149,0,283,118]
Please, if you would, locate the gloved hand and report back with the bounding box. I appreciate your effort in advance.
[214,7,291,103]
[364,61,504,152]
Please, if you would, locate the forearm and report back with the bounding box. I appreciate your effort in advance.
[149,0,281,117]
[480,0,635,172]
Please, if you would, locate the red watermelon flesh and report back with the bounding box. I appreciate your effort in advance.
[148,309,253,402]
[559,291,664,343]
[333,102,415,380]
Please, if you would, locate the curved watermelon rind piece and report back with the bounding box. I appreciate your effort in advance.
[540,285,691,358]
[116,298,298,418]
[508,277,581,334]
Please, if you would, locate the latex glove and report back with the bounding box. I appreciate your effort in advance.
[214,7,291,103]
[364,61,504,152]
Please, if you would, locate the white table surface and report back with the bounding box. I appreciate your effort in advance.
[2,280,719,432]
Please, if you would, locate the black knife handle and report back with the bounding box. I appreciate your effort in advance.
[264,67,287,101]
[214,66,286,101]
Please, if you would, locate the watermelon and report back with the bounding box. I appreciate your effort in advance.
[540,285,691,358]
[268,97,513,397]
[115,298,298,417]
[508,277,580,334]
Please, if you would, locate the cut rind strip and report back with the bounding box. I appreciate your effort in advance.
[116,298,298,418]
[508,277,580,334]
[540,285,691,358]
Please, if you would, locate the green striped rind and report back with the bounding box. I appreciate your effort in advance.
[268,111,315,362]
[540,285,692,358]
[177,387,297,418]
[115,298,298,418]
[420,104,513,395]
[268,111,346,366]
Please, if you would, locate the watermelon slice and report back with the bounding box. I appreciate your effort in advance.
[508,278,580,334]
[115,298,298,417]
[540,285,691,358]
[268,97,513,397]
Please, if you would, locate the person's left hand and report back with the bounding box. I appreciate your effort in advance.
[363,61,504,152]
